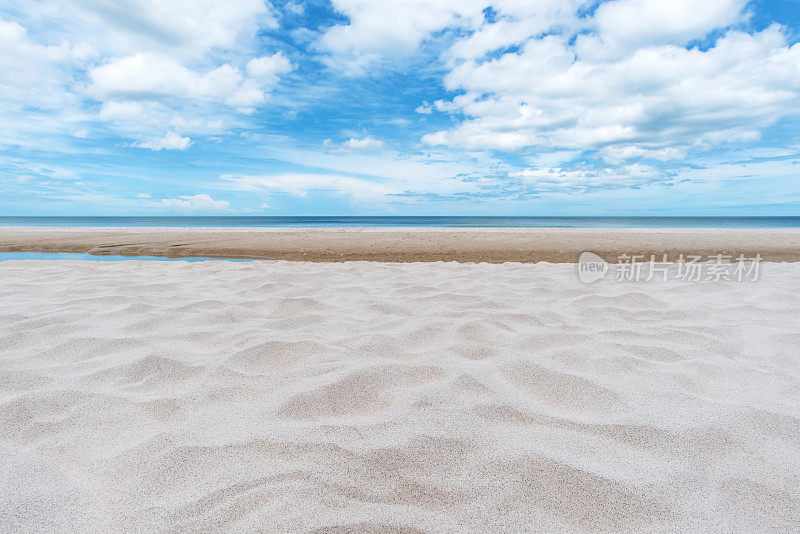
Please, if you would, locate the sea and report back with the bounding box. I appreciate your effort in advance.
[2,216,800,228]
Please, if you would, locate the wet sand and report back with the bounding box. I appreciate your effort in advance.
[2,227,800,262]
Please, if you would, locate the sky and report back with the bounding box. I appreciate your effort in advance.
[1,0,800,216]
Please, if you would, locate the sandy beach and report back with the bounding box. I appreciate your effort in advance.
[7,0,800,529]
[2,227,800,262]
[1,259,799,532]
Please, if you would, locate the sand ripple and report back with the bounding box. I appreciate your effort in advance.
[1,260,799,532]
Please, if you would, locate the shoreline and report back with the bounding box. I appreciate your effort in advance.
[2,226,800,263]
[3,226,800,263]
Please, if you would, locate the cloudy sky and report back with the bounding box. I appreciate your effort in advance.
[2,0,799,216]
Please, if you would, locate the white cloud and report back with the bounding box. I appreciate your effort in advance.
[5,160,81,181]
[1,3,288,151]
[444,0,587,62]
[222,173,396,201]
[318,0,588,72]
[311,0,800,168]
[136,131,193,151]
[323,137,386,153]
[246,52,293,85]
[159,193,229,210]
[98,101,146,121]
[89,54,268,108]
[284,1,304,16]
[415,102,433,114]
[86,48,291,144]
[4,0,800,209]
[511,164,669,193]
[0,16,94,147]
[219,157,674,204]
[318,0,486,73]
[0,17,69,105]
[424,25,800,158]
[599,145,688,163]
[589,0,746,52]
[257,142,501,196]
[31,0,274,60]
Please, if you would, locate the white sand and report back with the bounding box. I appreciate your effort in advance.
[1,260,799,532]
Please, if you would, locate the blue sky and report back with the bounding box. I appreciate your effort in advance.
[1,0,800,216]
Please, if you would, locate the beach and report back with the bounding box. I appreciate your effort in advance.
[2,258,799,532]
[7,0,800,529]
[2,226,800,262]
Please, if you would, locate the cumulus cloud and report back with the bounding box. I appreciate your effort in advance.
[4,0,800,210]
[246,52,293,84]
[0,16,94,147]
[34,0,274,59]
[1,2,290,151]
[588,0,747,53]
[443,0,586,62]
[315,0,800,168]
[424,24,800,159]
[89,53,275,109]
[136,131,193,151]
[318,0,486,73]
[318,0,587,72]
[84,39,291,146]
[159,194,229,210]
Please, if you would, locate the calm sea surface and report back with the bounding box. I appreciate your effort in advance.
[2,216,800,228]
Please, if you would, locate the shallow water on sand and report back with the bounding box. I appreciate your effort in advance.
[0,252,256,262]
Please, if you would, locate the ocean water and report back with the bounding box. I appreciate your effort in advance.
[2,216,800,228]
